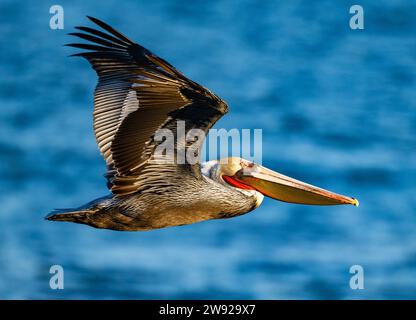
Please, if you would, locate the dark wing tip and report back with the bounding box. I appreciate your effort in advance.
[86,15,99,23]
[84,16,134,44]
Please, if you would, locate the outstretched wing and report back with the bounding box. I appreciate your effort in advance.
[68,16,228,196]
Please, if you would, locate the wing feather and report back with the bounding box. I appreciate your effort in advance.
[68,17,228,196]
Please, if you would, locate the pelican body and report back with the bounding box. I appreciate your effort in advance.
[46,17,358,231]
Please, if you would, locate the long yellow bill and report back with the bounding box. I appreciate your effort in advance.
[235,165,359,206]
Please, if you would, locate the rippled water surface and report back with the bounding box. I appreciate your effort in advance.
[0,0,415,299]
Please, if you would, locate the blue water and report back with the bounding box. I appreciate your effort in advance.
[0,0,415,299]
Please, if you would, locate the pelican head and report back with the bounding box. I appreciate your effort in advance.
[203,157,359,207]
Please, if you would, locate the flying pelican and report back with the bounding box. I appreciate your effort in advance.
[46,17,358,231]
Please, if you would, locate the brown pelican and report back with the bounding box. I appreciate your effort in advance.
[46,17,358,231]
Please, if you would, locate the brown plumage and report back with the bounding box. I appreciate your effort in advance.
[46,17,358,231]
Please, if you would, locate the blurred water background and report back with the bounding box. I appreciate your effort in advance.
[0,0,415,299]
